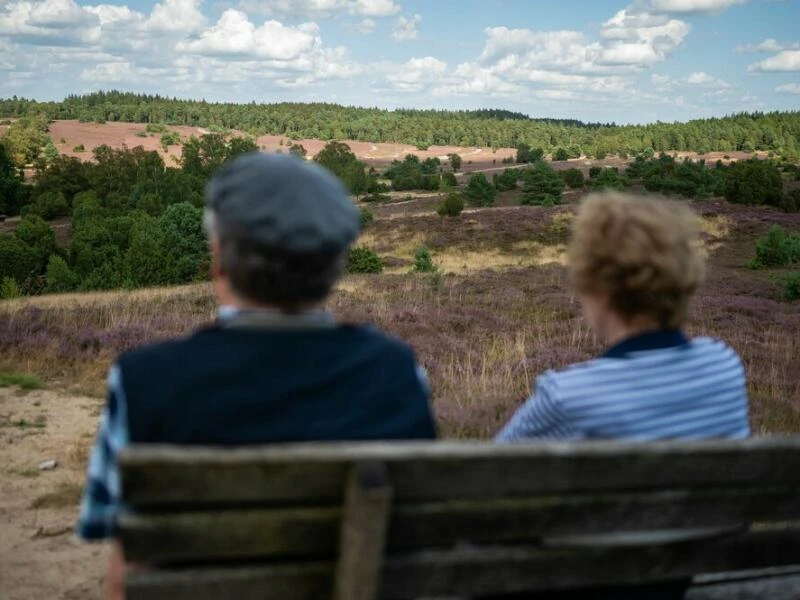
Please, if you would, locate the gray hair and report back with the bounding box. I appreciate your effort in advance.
[205,209,345,309]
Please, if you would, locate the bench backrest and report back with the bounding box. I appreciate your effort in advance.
[119,438,800,600]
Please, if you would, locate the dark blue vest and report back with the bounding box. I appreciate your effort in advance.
[118,323,436,444]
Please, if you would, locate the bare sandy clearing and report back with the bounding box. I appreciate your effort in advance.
[0,386,106,600]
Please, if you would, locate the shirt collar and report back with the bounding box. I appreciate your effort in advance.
[217,305,335,330]
[602,329,689,359]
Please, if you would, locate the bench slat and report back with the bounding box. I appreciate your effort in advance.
[126,528,800,600]
[120,439,800,506]
[120,487,800,563]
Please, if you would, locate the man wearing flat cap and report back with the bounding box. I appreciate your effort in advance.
[77,153,437,599]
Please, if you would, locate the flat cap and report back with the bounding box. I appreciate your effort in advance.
[205,152,359,254]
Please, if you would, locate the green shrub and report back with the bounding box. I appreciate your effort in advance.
[591,167,628,191]
[0,276,22,299]
[24,191,70,220]
[0,234,38,284]
[724,159,784,207]
[493,168,519,191]
[346,246,383,274]
[783,272,800,301]
[749,226,800,269]
[437,192,464,217]
[553,148,569,161]
[73,144,85,152]
[135,130,148,138]
[441,172,457,187]
[0,371,43,389]
[146,123,167,133]
[464,173,497,206]
[412,246,437,273]
[359,207,374,229]
[589,166,602,179]
[561,168,585,189]
[520,162,563,206]
[44,255,79,293]
[161,131,181,149]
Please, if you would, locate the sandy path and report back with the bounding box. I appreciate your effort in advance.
[0,387,107,599]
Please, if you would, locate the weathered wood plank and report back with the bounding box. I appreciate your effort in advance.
[687,574,800,600]
[125,529,800,599]
[120,487,800,563]
[120,438,800,506]
[126,563,333,600]
[333,462,393,600]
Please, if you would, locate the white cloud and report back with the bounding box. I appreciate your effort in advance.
[392,13,419,41]
[351,0,400,16]
[599,9,689,64]
[348,18,376,34]
[776,82,800,94]
[385,56,445,91]
[177,12,319,60]
[238,0,399,18]
[145,0,205,33]
[650,0,748,13]
[748,50,800,72]
[687,71,713,84]
[737,38,800,53]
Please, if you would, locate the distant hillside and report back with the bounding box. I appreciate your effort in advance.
[1,91,800,156]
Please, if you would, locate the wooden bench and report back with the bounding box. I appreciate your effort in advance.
[119,438,800,600]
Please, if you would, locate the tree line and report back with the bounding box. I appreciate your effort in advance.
[2,91,800,156]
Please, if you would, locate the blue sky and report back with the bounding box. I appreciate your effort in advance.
[1,0,798,123]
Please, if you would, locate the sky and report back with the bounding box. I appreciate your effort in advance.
[0,0,798,124]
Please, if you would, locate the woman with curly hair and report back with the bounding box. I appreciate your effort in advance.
[497,192,749,442]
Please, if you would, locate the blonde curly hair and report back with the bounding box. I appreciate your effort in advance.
[567,192,706,329]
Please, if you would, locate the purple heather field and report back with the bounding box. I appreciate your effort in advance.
[0,200,798,437]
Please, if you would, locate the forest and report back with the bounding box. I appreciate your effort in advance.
[2,91,800,156]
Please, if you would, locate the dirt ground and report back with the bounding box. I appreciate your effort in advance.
[0,385,107,599]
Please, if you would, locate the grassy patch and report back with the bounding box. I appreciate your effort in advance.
[8,468,40,478]
[30,482,83,509]
[0,371,44,390]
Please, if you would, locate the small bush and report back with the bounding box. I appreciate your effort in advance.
[441,172,457,187]
[0,371,44,389]
[553,148,569,161]
[561,168,585,189]
[161,131,181,148]
[0,276,22,299]
[589,166,602,179]
[146,123,167,133]
[749,226,800,269]
[59,138,66,144]
[346,246,383,274]
[135,130,148,138]
[783,272,800,301]
[363,192,391,203]
[73,144,85,152]
[412,246,437,273]
[359,207,374,229]
[437,192,464,217]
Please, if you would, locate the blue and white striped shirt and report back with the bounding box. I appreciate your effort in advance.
[496,330,750,442]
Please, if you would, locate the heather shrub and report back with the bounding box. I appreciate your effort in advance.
[589,166,602,179]
[346,246,383,274]
[437,192,464,217]
[73,144,85,152]
[146,123,167,133]
[749,226,800,269]
[359,207,374,229]
[412,246,437,273]
[562,168,585,189]
[160,131,181,149]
